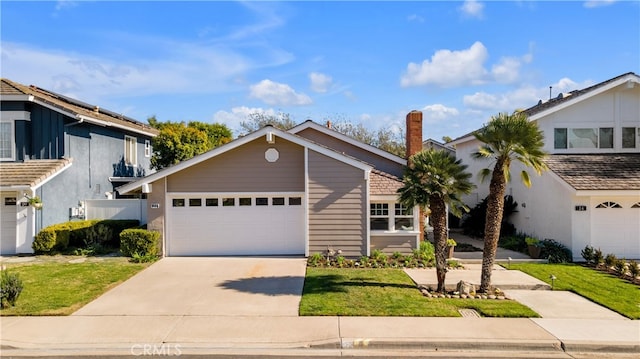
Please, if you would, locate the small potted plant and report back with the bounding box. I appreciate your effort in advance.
[28,196,43,210]
[525,237,542,258]
[446,238,457,258]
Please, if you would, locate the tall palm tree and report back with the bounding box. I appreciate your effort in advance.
[473,111,547,293]
[398,149,474,292]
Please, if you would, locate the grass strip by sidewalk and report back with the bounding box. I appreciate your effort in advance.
[1,259,150,316]
[300,268,539,317]
[507,263,640,319]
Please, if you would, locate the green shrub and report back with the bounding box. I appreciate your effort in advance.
[581,245,595,265]
[614,258,627,277]
[499,234,527,253]
[628,260,639,280]
[308,253,324,267]
[593,248,604,267]
[461,195,519,238]
[604,253,617,268]
[120,229,160,257]
[541,239,572,263]
[525,237,541,246]
[1,270,24,308]
[130,252,160,263]
[32,229,57,253]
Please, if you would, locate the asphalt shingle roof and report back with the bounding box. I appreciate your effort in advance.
[370,169,403,195]
[0,159,72,189]
[1,79,158,136]
[545,154,640,191]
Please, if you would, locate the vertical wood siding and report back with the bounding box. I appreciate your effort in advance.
[297,128,404,177]
[308,150,366,257]
[168,137,304,192]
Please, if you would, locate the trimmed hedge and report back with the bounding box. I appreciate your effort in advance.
[32,219,139,254]
[120,229,160,257]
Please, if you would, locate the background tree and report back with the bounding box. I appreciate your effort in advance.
[149,117,232,170]
[398,149,474,292]
[239,112,297,134]
[240,112,406,157]
[472,111,547,292]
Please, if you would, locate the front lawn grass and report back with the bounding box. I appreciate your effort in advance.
[300,268,538,317]
[507,263,640,319]
[1,259,150,316]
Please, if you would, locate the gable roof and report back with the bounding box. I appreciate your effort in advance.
[1,79,158,137]
[546,154,640,191]
[524,72,639,120]
[288,120,407,165]
[0,159,73,191]
[117,125,373,194]
[450,72,640,146]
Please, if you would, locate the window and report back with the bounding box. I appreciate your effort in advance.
[239,197,252,206]
[370,203,389,230]
[595,201,622,209]
[256,197,269,206]
[125,135,137,166]
[622,127,637,148]
[222,198,235,207]
[189,198,202,207]
[205,198,218,207]
[394,204,414,230]
[555,128,615,149]
[631,202,640,208]
[272,197,285,206]
[172,198,185,207]
[554,128,567,149]
[0,121,14,160]
[598,128,613,149]
[289,197,302,205]
[144,140,151,157]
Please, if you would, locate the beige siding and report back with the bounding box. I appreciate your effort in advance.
[370,235,416,255]
[308,150,366,257]
[146,178,166,255]
[168,137,304,192]
[297,128,404,177]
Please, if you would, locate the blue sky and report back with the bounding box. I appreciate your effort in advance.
[1,1,639,141]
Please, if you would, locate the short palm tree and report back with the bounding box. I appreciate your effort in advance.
[398,149,474,292]
[473,111,547,293]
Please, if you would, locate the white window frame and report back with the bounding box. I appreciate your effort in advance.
[144,139,151,157]
[124,135,137,166]
[554,127,615,150]
[370,201,418,232]
[0,120,15,161]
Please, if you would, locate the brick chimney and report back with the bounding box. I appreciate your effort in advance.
[406,110,425,241]
[406,110,423,160]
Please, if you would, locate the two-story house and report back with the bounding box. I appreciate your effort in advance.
[451,72,640,260]
[0,79,159,255]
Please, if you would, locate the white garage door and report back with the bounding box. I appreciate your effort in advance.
[167,193,305,256]
[591,199,640,258]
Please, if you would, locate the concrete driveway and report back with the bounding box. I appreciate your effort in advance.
[73,257,307,317]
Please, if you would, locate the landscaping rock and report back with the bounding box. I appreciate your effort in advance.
[456,280,476,296]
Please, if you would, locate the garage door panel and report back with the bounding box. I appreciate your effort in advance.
[168,194,304,256]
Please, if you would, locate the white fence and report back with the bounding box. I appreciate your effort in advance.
[84,199,147,224]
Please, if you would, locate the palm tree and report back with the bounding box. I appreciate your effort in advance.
[398,149,474,292]
[472,111,547,293]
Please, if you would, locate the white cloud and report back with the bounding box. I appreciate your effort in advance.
[407,14,425,23]
[491,57,522,83]
[249,79,312,106]
[213,106,278,134]
[400,41,489,87]
[584,0,617,8]
[459,0,485,19]
[0,41,254,103]
[309,72,333,93]
[421,104,460,123]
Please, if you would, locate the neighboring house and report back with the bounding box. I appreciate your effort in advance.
[423,138,455,157]
[451,72,640,260]
[0,79,159,255]
[118,111,427,257]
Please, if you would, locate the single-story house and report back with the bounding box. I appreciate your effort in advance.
[118,111,427,257]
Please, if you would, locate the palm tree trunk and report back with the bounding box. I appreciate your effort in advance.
[430,195,448,293]
[479,161,507,293]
